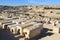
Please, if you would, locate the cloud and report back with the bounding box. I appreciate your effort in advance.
[27,0,50,5]
[27,0,40,4]
[27,0,60,5]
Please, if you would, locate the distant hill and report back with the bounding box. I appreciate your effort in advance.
[0,5,15,12]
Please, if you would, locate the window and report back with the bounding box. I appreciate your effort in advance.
[12,29,13,32]
[50,11,53,13]
[18,29,20,34]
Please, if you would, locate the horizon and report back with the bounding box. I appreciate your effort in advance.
[0,0,60,6]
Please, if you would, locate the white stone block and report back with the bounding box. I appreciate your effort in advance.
[53,26,60,34]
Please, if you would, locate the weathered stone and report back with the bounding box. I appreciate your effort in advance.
[23,23,43,39]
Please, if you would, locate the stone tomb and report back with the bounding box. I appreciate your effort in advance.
[7,24,20,34]
[23,23,43,39]
[2,23,16,29]
[53,24,60,34]
[16,22,37,35]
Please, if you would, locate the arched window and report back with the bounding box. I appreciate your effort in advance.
[50,11,53,13]
[18,29,20,34]
[12,29,13,32]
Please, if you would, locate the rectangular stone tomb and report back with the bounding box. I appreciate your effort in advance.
[2,23,16,29]
[16,22,37,35]
[7,24,20,34]
[23,23,43,39]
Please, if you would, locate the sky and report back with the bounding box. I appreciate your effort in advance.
[0,0,60,6]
